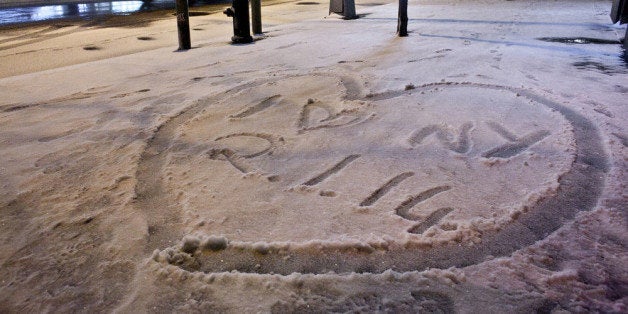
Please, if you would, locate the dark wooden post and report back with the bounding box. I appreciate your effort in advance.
[251,0,262,34]
[176,0,191,50]
[343,0,357,19]
[397,0,408,37]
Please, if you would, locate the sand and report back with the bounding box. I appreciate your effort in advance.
[0,0,626,312]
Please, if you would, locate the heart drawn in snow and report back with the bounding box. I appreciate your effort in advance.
[297,101,369,132]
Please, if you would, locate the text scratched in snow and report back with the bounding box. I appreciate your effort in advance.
[136,76,607,275]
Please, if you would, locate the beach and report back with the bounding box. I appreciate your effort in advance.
[0,0,626,312]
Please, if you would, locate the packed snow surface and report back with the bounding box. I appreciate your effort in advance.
[0,0,626,312]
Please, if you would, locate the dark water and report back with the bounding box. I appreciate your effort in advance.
[537,37,620,45]
[537,36,628,68]
[0,0,225,26]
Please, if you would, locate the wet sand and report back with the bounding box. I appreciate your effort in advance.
[0,0,296,78]
[0,0,179,24]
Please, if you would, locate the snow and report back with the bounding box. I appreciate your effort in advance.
[0,0,626,312]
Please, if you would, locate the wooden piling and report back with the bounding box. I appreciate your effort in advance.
[176,0,191,50]
[251,0,262,34]
[397,0,408,37]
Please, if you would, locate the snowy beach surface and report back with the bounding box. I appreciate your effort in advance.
[0,0,626,312]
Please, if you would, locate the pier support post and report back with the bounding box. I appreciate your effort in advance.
[251,0,262,34]
[397,0,408,37]
[176,0,191,50]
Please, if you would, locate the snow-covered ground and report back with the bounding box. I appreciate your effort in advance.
[0,0,626,312]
